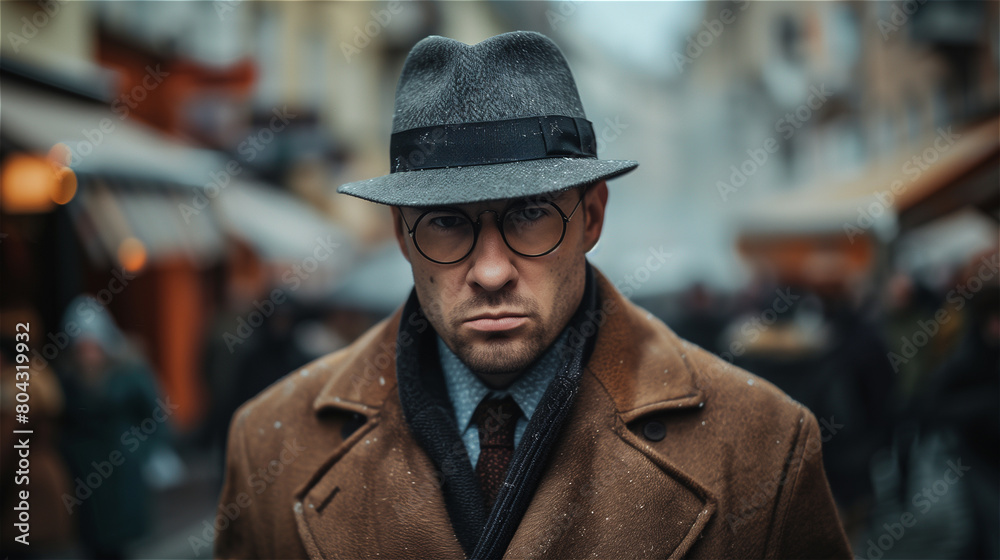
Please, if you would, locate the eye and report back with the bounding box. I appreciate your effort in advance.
[426,213,469,230]
[510,206,548,223]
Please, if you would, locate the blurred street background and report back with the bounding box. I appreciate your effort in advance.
[0,1,997,558]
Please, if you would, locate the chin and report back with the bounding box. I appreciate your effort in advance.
[454,335,545,375]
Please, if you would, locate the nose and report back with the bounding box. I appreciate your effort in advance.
[466,211,518,292]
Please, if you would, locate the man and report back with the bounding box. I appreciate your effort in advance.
[215,31,852,559]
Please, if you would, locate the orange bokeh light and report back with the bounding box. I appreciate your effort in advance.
[118,237,148,273]
[1,153,56,213]
[0,148,78,212]
[51,166,78,205]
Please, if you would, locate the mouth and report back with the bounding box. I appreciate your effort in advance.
[463,312,529,333]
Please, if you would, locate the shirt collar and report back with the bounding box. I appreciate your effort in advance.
[439,329,570,434]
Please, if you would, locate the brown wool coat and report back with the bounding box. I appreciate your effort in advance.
[214,270,852,559]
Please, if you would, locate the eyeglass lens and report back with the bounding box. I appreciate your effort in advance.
[412,200,568,264]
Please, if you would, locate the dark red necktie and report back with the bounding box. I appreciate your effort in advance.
[473,396,522,510]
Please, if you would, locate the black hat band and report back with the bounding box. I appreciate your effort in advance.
[389,115,596,173]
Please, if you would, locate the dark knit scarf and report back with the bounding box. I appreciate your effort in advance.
[395,263,599,559]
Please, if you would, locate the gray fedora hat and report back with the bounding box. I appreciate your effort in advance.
[337,31,638,206]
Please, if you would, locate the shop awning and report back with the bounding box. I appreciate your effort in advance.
[66,175,225,267]
[735,117,999,283]
[737,116,1000,240]
[3,75,357,279]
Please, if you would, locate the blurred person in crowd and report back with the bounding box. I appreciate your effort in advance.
[670,282,728,354]
[917,255,1000,559]
[57,295,168,559]
[811,284,895,529]
[216,32,850,559]
[229,302,314,412]
[861,249,999,559]
[0,314,77,557]
[884,270,959,401]
[198,240,270,475]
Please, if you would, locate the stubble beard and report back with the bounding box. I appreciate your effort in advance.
[449,321,551,375]
[434,284,581,377]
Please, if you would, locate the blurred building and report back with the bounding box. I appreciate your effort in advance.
[1,1,356,430]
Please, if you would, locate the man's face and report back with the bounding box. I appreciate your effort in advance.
[394,182,608,388]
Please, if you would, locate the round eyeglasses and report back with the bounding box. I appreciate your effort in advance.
[399,191,585,265]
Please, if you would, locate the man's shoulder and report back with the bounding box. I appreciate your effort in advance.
[680,336,810,425]
[229,312,402,438]
[614,301,822,477]
[607,289,808,424]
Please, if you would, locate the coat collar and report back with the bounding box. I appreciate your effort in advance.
[584,271,707,422]
[311,268,706,421]
[311,311,402,414]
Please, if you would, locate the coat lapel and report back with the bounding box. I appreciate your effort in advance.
[292,311,466,559]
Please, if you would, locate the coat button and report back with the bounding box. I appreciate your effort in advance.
[642,420,666,442]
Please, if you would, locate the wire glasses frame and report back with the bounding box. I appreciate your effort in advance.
[398,189,586,265]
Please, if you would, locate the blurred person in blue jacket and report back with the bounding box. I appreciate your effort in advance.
[57,295,169,559]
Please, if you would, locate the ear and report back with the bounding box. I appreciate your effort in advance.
[391,207,412,263]
[582,181,608,253]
